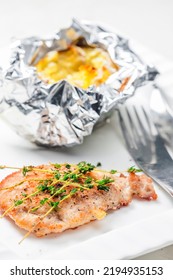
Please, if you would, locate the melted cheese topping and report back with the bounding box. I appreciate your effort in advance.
[35,46,118,89]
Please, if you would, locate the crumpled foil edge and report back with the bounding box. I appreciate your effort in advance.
[0,19,159,147]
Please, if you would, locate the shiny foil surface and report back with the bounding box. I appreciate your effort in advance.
[0,19,159,147]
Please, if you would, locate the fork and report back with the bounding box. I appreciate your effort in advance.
[118,105,173,197]
[150,85,173,151]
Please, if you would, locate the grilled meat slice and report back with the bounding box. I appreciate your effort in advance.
[0,164,157,237]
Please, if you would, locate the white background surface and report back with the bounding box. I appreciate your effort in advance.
[0,0,173,60]
[0,0,173,259]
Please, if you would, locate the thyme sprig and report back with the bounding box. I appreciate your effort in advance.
[0,189,41,218]
[0,162,143,242]
[0,161,113,218]
[0,163,143,216]
[127,166,142,173]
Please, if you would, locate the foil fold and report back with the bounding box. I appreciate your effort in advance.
[0,19,159,147]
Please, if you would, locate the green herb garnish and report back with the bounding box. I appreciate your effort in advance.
[63,172,70,181]
[48,186,56,195]
[97,176,114,186]
[69,173,80,182]
[127,166,142,173]
[70,188,78,194]
[110,169,117,174]
[22,193,27,197]
[96,176,113,192]
[1,161,128,243]
[14,200,23,206]
[84,177,92,184]
[97,186,110,192]
[54,172,61,180]
[37,184,48,192]
[49,201,59,208]
[40,198,49,205]
[22,166,32,176]
[77,161,95,174]
[54,164,61,169]
[55,189,66,195]
[87,184,94,189]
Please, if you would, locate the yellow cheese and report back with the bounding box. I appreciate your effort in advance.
[92,209,107,220]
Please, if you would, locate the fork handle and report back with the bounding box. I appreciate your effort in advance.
[152,177,173,197]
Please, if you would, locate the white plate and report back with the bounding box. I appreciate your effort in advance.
[0,44,173,260]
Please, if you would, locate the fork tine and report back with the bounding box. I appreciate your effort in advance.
[142,106,154,137]
[120,104,172,160]
[142,107,172,160]
[133,106,150,145]
[125,107,140,147]
[118,101,173,197]
[118,110,135,149]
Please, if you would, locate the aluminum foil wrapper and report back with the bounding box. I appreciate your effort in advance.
[0,19,159,147]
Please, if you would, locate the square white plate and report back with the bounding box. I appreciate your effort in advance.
[0,42,173,260]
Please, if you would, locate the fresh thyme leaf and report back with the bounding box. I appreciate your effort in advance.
[60,195,68,200]
[97,176,114,186]
[22,193,27,197]
[54,164,61,169]
[87,184,94,189]
[8,161,124,219]
[40,198,48,205]
[97,186,110,192]
[84,177,92,184]
[63,173,70,181]
[40,198,47,205]
[60,188,78,201]
[37,184,48,192]
[127,166,142,173]
[31,206,39,212]
[22,166,32,176]
[69,173,79,182]
[77,161,95,174]
[70,188,78,194]
[49,201,59,208]
[96,176,113,192]
[96,162,102,167]
[14,200,23,206]
[110,169,117,174]
[43,179,51,185]
[54,172,61,180]
[55,189,66,196]
[48,186,56,195]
